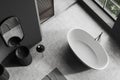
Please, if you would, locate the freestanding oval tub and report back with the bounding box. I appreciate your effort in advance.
[67,28,109,70]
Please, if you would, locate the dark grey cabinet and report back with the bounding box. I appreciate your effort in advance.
[112,14,120,41]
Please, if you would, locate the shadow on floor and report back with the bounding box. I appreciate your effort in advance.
[1,51,26,67]
[61,43,90,74]
[105,37,120,64]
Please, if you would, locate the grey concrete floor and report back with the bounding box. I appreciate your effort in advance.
[7,0,120,80]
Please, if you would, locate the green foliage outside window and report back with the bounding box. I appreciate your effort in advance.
[106,0,120,17]
[99,0,106,5]
[97,0,120,19]
[114,0,120,5]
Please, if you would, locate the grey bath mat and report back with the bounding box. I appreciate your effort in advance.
[42,68,67,80]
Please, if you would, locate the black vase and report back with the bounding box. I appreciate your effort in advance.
[15,46,32,66]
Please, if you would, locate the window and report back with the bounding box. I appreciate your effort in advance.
[94,0,120,20]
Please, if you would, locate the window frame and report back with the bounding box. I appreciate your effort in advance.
[93,0,120,20]
[79,0,115,28]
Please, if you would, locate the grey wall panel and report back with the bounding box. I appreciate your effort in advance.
[0,0,42,63]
